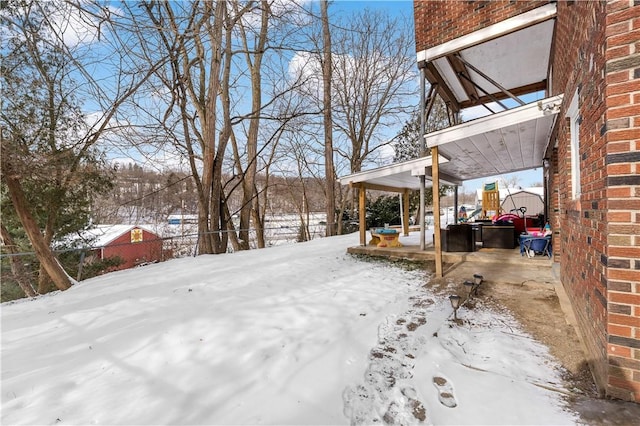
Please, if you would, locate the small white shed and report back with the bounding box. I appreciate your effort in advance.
[500,188,544,215]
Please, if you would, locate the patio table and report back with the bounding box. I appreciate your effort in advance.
[369,228,402,248]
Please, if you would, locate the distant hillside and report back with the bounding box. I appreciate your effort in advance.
[91,163,329,225]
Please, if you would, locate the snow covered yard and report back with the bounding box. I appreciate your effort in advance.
[1,233,577,425]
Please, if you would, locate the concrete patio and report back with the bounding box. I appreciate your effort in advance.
[347,229,552,269]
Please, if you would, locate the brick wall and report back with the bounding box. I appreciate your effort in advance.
[603,0,640,402]
[413,0,640,403]
[551,0,640,401]
[551,0,611,396]
[414,0,548,53]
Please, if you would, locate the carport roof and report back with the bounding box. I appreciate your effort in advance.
[338,95,562,189]
[337,3,561,190]
[416,3,556,111]
[426,95,562,182]
[338,155,458,192]
[418,3,560,182]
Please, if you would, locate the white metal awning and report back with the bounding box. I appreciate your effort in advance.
[337,95,562,188]
[416,3,556,111]
[425,95,563,182]
[338,155,459,191]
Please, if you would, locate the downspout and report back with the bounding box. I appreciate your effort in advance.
[419,64,426,251]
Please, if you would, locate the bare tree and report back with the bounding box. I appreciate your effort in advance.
[130,0,231,254]
[230,0,270,250]
[273,119,325,242]
[127,1,314,252]
[1,0,159,293]
[498,175,522,189]
[288,7,418,234]
[320,0,336,236]
[331,9,418,173]
[330,9,418,233]
[227,1,325,249]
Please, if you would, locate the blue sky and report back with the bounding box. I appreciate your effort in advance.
[329,0,414,15]
[89,0,542,190]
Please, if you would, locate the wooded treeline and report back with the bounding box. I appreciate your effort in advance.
[91,163,328,226]
[1,0,424,295]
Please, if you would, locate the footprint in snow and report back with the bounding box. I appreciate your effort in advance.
[433,376,457,408]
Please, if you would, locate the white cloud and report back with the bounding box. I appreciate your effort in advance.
[377,142,396,164]
[49,3,99,47]
[236,0,310,31]
[0,0,103,48]
[288,51,323,96]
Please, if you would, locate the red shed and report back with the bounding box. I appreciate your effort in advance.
[82,225,164,271]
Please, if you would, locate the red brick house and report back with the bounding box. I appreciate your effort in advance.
[414,0,639,402]
[80,225,164,271]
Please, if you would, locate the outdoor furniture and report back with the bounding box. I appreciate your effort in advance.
[471,222,484,249]
[481,225,516,249]
[433,225,474,252]
[369,228,402,248]
[441,224,475,252]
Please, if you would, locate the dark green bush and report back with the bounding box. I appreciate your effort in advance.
[367,195,401,228]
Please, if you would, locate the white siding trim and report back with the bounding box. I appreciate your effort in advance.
[416,3,557,63]
[566,89,581,200]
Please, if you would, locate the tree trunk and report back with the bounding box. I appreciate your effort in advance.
[321,0,336,236]
[222,193,240,252]
[211,13,235,254]
[237,0,269,250]
[2,173,72,291]
[0,224,38,297]
[37,263,57,294]
[200,0,226,254]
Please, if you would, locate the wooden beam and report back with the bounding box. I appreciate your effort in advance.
[424,83,439,122]
[432,146,443,277]
[425,62,461,112]
[459,81,547,109]
[454,53,526,106]
[447,54,480,104]
[422,168,463,186]
[457,71,509,111]
[358,184,366,246]
[350,181,407,193]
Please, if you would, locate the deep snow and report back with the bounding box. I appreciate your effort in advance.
[1,232,578,425]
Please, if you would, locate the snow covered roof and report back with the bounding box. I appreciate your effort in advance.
[167,214,198,220]
[71,224,159,248]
